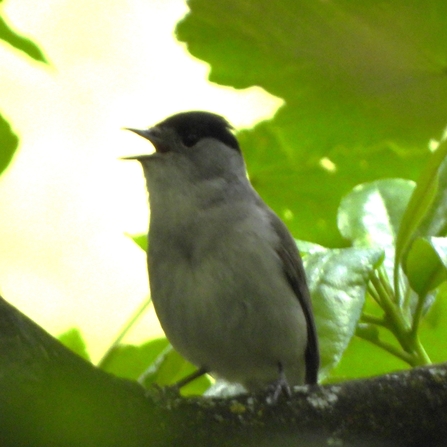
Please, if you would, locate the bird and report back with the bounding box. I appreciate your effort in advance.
[124,111,319,398]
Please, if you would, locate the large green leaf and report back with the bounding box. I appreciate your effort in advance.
[177,0,447,148]
[303,246,383,379]
[0,14,48,63]
[337,179,414,278]
[0,114,19,176]
[177,1,445,245]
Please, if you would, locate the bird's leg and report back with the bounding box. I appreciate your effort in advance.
[174,366,208,389]
[147,367,208,399]
[266,362,292,404]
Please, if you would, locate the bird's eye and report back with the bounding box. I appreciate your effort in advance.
[183,133,199,147]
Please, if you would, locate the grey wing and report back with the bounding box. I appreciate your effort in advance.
[267,210,320,384]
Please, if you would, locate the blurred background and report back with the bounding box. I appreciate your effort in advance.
[0,0,283,361]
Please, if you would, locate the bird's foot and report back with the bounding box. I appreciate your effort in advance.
[265,362,292,404]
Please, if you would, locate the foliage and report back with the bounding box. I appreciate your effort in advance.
[2,1,447,394]
[0,6,48,176]
[177,0,447,247]
[0,113,18,176]
[0,9,48,63]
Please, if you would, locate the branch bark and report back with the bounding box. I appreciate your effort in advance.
[0,295,446,447]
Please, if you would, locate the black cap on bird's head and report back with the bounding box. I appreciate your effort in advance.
[124,111,240,157]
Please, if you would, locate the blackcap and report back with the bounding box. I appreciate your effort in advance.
[125,111,319,397]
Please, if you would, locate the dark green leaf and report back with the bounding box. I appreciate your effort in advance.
[304,246,383,379]
[0,14,48,63]
[405,237,447,296]
[395,139,447,281]
[58,328,90,361]
[356,323,380,342]
[0,113,19,176]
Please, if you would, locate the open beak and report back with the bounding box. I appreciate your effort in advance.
[121,127,162,160]
[125,128,152,140]
[124,126,168,153]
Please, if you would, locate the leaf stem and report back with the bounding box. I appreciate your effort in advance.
[369,273,412,351]
[356,329,414,365]
[393,263,401,306]
[97,296,153,369]
[367,270,432,366]
[412,336,432,365]
[360,313,388,328]
[367,282,382,306]
[411,293,426,334]
[378,267,395,301]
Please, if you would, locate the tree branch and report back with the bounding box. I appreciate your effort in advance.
[0,295,446,447]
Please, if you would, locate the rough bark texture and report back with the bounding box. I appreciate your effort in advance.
[0,295,446,447]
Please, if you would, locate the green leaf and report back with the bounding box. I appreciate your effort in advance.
[139,344,211,396]
[304,246,384,379]
[338,179,415,246]
[356,322,380,343]
[395,139,447,286]
[405,237,447,296]
[177,1,444,246]
[431,237,447,267]
[58,328,90,361]
[127,233,147,251]
[177,0,446,154]
[100,337,169,380]
[240,121,425,246]
[0,14,48,63]
[419,283,447,363]
[296,239,326,255]
[102,338,211,395]
[0,113,19,176]
[337,179,414,278]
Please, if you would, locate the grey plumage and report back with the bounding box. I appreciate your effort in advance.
[126,111,319,391]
